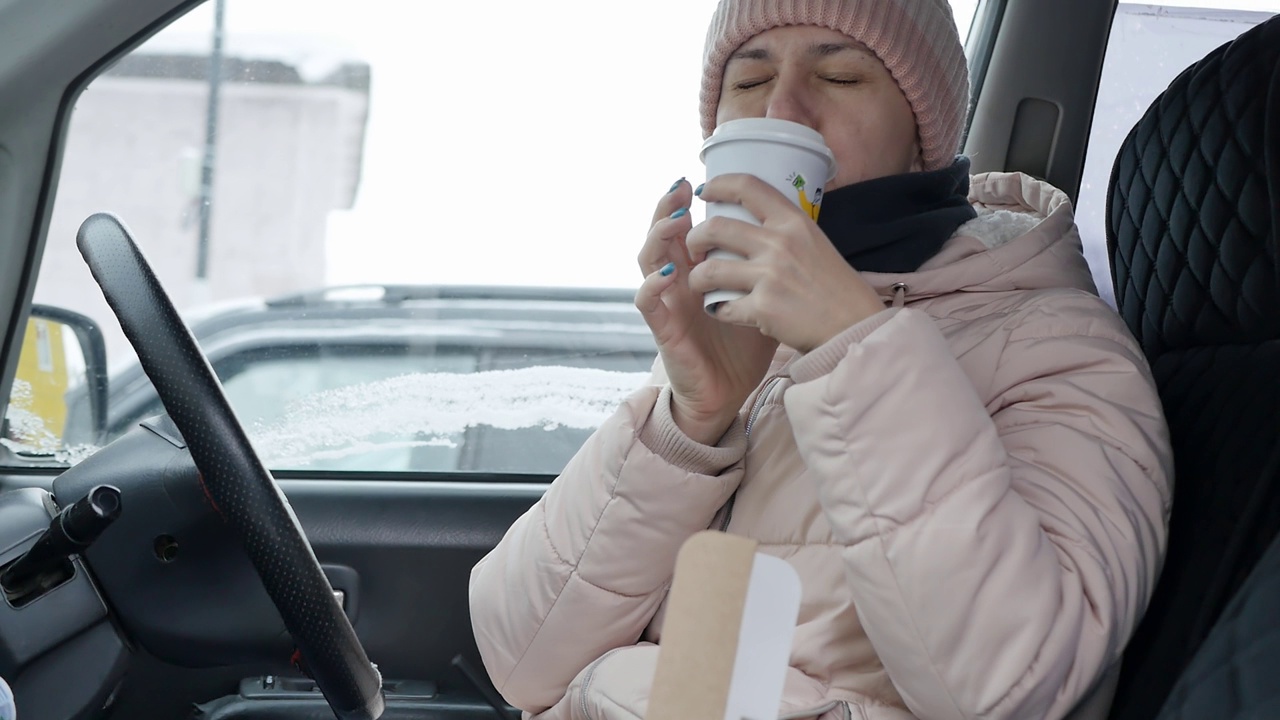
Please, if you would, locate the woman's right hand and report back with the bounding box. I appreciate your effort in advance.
[636,179,780,445]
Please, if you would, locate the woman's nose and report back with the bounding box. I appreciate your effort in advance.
[764,77,817,129]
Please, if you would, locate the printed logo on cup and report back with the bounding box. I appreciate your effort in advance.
[788,173,824,222]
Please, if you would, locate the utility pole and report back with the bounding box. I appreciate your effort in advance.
[196,0,226,281]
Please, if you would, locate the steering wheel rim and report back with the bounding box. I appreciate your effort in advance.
[77,213,385,720]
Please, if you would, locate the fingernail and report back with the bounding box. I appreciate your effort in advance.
[670,207,688,220]
[660,262,676,277]
[694,183,705,196]
[668,177,685,193]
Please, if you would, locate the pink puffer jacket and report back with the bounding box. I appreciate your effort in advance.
[469,172,1174,720]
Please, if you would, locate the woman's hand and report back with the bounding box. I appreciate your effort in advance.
[636,179,780,445]
[685,174,887,352]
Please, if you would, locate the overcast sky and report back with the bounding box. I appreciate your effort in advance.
[150,0,1275,290]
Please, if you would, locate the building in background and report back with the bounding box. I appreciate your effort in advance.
[36,42,370,364]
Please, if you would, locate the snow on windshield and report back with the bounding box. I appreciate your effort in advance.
[4,365,652,471]
[251,365,652,468]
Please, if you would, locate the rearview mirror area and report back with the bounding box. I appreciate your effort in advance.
[2,305,108,462]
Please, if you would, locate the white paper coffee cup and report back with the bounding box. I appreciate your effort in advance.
[699,118,837,312]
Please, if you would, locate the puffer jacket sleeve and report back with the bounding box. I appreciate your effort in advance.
[469,383,746,715]
[783,303,1173,720]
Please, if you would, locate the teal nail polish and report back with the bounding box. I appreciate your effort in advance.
[660,262,676,277]
[668,177,685,193]
[670,207,688,220]
[694,183,705,196]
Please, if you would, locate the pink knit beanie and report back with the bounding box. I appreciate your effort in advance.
[700,0,970,172]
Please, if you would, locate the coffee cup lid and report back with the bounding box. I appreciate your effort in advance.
[700,118,837,182]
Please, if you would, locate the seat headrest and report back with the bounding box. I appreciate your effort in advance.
[1107,16,1280,357]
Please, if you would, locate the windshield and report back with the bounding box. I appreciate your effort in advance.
[4,0,980,475]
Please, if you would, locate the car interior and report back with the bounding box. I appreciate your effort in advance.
[0,0,1276,719]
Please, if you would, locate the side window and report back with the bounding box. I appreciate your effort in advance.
[219,348,479,472]
[4,0,982,474]
[1075,3,1279,307]
[219,349,479,431]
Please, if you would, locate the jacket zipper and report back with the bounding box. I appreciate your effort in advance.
[745,376,783,437]
[695,375,846,720]
[720,375,847,720]
[579,647,625,720]
[718,375,783,532]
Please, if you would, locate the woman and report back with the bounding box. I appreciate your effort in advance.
[469,1,1173,718]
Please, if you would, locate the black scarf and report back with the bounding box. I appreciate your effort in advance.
[815,157,976,274]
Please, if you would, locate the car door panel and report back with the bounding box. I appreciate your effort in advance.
[0,471,542,718]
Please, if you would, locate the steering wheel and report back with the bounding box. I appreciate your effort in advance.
[76,213,385,720]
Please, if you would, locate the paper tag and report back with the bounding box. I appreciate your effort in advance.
[645,531,802,720]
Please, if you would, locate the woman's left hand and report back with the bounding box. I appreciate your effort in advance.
[686,173,888,353]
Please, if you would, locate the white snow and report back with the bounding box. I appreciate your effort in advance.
[250,365,650,467]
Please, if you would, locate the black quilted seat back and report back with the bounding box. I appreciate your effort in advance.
[1106,15,1280,720]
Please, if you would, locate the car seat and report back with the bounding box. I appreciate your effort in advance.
[1104,13,1280,720]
